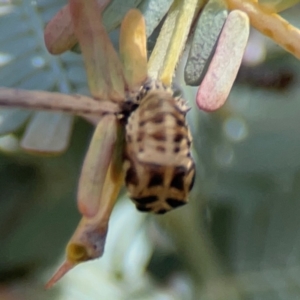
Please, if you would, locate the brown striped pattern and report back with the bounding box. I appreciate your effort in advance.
[124,85,195,214]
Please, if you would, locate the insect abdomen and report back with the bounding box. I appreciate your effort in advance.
[124,89,195,214]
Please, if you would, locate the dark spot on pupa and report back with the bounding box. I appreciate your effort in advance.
[125,165,139,186]
[148,173,164,187]
[174,133,184,143]
[152,113,165,124]
[137,131,144,142]
[136,205,152,212]
[151,131,166,141]
[132,195,158,204]
[174,146,180,153]
[166,198,185,208]
[175,166,186,173]
[156,209,167,214]
[156,145,165,152]
[170,172,184,190]
[176,119,185,127]
[139,120,146,126]
[139,147,144,153]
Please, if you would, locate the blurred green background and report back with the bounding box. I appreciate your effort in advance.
[1,1,300,299]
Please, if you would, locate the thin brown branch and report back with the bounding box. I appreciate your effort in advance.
[0,88,120,115]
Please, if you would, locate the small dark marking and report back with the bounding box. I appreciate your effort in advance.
[156,145,165,152]
[174,133,184,142]
[176,119,185,127]
[132,195,158,204]
[139,147,144,153]
[131,104,138,110]
[151,132,166,141]
[126,135,132,143]
[137,131,144,142]
[81,110,93,114]
[152,113,165,124]
[175,166,186,173]
[166,198,185,208]
[174,146,180,153]
[156,209,167,214]
[147,162,163,169]
[136,205,152,212]
[170,173,184,190]
[148,173,163,187]
[139,120,146,126]
[125,165,139,186]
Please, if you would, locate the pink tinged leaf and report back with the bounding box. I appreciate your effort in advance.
[44,5,77,55]
[20,112,74,154]
[0,88,120,115]
[196,10,249,112]
[44,0,111,55]
[69,0,125,102]
[46,149,125,289]
[119,9,148,91]
[184,0,228,86]
[226,0,300,59]
[77,114,117,218]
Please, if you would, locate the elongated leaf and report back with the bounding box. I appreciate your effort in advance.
[184,0,228,86]
[138,0,173,37]
[196,10,249,111]
[77,114,118,218]
[69,0,125,101]
[119,9,147,91]
[0,109,31,136]
[21,111,74,154]
[148,0,201,84]
[227,0,300,59]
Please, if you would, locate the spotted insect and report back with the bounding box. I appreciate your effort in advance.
[0,4,197,288]
[124,79,196,214]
